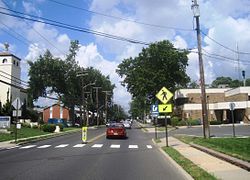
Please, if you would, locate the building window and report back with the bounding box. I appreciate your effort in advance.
[16,61,19,66]
[2,58,7,63]
[13,60,15,65]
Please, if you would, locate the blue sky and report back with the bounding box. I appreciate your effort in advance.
[0,0,250,111]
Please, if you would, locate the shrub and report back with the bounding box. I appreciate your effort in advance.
[32,125,38,129]
[210,121,222,125]
[171,116,180,127]
[42,124,56,133]
[187,119,201,126]
[22,122,31,128]
[57,123,64,131]
[177,120,188,126]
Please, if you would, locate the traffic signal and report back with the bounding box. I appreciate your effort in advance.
[242,70,245,78]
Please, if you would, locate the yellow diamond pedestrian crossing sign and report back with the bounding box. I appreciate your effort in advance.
[158,104,172,113]
[156,87,173,104]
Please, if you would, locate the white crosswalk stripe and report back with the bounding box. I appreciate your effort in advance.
[128,145,138,149]
[37,145,51,149]
[91,144,103,148]
[146,145,153,149]
[20,145,36,149]
[73,144,86,148]
[110,144,120,148]
[55,144,69,148]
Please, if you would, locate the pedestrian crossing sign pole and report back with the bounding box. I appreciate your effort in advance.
[156,86,173,147]
[82,127,87,143]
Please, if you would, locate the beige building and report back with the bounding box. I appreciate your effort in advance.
[0,48,27,106]
[174,87,250,123]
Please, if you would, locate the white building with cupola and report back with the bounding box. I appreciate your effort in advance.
[0,43,27,107]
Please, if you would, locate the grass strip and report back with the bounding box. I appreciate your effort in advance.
[176,136,250,162]
[162,146,217,180]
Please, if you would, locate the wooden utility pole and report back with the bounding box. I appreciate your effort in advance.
[103,91,111,123]
[93,87,101,126]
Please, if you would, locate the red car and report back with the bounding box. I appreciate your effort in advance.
[106,123,127,139]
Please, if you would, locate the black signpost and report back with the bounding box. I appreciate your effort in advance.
[229,102,236,137]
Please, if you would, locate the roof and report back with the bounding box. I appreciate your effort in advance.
[43,103,69,110]
[0,52,21,61]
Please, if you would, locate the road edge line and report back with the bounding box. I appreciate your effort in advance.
[87,132,106,143]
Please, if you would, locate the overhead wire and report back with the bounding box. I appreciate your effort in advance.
[47,0,194,32]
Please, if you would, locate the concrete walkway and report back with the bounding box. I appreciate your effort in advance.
[157,136,250,180]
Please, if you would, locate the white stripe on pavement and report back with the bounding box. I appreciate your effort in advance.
[37,145,51,149]
[147,145,153,149]
[128,145,138,149]
[91,144,103,148]
[73,144,86,148]
[110,144,120,148]
[20,145,36,149]
[55,144,69,148]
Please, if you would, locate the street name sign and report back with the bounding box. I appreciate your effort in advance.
[156,87,173,104]
[158,104,172,113]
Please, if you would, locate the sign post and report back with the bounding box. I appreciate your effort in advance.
[229,102,236,137]
[156,87,173,147]
[82,126,88,143]
[12,97,22,143]
[150,104,159,140]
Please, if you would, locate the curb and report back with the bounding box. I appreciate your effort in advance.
[190,143,250,172]
[152,139,194,180]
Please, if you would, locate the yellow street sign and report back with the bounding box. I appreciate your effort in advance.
[156,87,173,104]
[82,127,87,142]
[158,104,172,113]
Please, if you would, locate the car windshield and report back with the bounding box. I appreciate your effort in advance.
[109,123,124,128]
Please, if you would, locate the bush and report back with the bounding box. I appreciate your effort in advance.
[42,124,56,133]
[32,125,38,129]
[187,119,201,126]
[57,123,64,131]
[210,121,222,125]
[22,122,31,128]
[171,116,180,127]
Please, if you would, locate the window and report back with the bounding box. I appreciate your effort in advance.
[2,58,7,63]
[13,60,15,65]
[16,61,19,66]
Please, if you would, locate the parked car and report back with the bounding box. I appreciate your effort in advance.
[106,123,127,139]
[106,120,117,127]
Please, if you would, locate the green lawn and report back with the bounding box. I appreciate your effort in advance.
[163,147,217,180]
[176,136,250,162]
[0,126,80,142]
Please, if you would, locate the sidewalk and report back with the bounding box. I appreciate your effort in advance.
[157,136,250,180]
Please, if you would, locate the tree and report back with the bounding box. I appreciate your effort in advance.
[188,80,199,88]
[211,76,243,88]
[117,40,190,99]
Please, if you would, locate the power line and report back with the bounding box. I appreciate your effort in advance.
[0,70,29,86]
[203,53,250,65]
[47,0,194,32]
[0,6,150,46]
[201,31,250,55]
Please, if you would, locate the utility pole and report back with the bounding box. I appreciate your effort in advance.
[93,87,101,126]
[191,0,210,138]
[103,91,111,123]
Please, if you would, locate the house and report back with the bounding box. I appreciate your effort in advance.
[174,87,250,123]
[43,104,69,123]
[0,44,27,106]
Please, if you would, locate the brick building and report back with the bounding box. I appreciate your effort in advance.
[174,87,250,123]
[43,104,69,123]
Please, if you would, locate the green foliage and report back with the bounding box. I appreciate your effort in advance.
[42,124,56,133]
[117,40,190,100]
[210,121,222,125]
[211,76,243,88]
[129,96,146,119]
[22,122,31,128]
[188,119,201,126]
[170,116,180,127]
[32,125,38,129]
[57,123,64,131]
[177,120,188,126]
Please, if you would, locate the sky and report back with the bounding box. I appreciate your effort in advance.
[0,0,250,111]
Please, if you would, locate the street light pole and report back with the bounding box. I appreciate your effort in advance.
[191,0,210,138]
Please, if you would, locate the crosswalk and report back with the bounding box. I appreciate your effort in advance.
[4,143,154,150]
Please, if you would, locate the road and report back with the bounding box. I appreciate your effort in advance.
[0,123,187,180]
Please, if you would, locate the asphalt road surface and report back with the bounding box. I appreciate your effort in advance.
[0,124,187,180]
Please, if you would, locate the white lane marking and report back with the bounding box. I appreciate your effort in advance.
[20,145,36,149]
[147,145,153,149]
[37,145,51,149]
[110,144,120,148]
[73,144,86,148]
[91,144,103,148]
[128,145,138,149]
[7,145,20,149]
[55,144,69,148]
